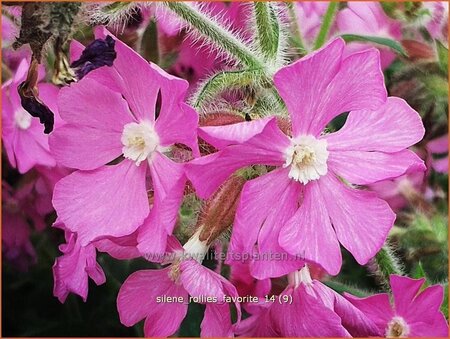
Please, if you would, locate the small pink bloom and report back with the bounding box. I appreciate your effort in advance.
[346,274,449,337]
[51,28,199,252]
[117,235,241,337]
[186,38,425,277]
[336,2,402,68]
[2,59,60,173]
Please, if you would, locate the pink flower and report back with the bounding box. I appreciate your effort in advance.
[2,59,60,173]
[346,274,449,337]
[186,38,425,277]
[236,266,379,337]
[53,224,106,303]
[117,235,241,337]
[50,28,199,253]
[336,2,402,69]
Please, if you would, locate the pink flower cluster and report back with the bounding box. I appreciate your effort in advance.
[2,2,448,337]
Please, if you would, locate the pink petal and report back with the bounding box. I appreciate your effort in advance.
[272,286,351,337]
[226,168,304,279]
[13,126,56,173]
[94,231,141,260]
[274,38,386,137]
[200,272,241,337]
[155,102,199,156]
[50,124,123,170]
[314,282,381,336]
[137,153,186,255]
[279,180,342,275]
[95,27,186,122]
[185,118,289,199]
[57,77,134,131]
[390,275,425,316]
[198,116,273,150]
[406,284,446,325]
[180,260,226,300]
[325,97,425,153]
[328,149,426,185]
[117,268,188,337]
[318,173,395,265]
[53,160,149,246]
[53,232,105,303]
[344,293,393,331]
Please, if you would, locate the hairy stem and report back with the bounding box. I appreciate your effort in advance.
[371,245,403,291]
[313,1,338,50]
[192,69,265,109]
[163,2,264,69]
[253,2,280,60]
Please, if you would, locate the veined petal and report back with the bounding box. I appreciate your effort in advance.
[117,268,188,337]
[272,286,351,337]
[328,149,426,185]
[279,180,342,275]
[155,102,199,156]
[50,124,123,170]
[226,168,304,279]
[137,153,186,255]
[344,293,394,331]
[186,118,289,199]
[274,38,345,137]
[318,173,395,265]
[53,160,149,246]
[390,275,425,316]
[57,77,134,131]
[325,97,425,152]
[95,27,190,123]
[274,38,386,137]
[198,116,274,150]
[53,232,105,303]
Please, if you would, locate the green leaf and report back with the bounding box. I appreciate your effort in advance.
[340,34,408,57]
[436,40,448,75]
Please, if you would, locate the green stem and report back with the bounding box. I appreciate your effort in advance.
[192,69,265,109]
[163,2,264,69]
[313,2,338,50]
[285,1,307,55]
[253,2,280,60]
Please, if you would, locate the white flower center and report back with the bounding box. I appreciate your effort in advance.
[284,135,328,184]
[121,121,160,165]
[386,316,410,338]
[182,228,209,263]
[14,109,32,130]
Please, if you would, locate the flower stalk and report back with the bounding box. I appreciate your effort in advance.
[313,1,339,50]
[163,2,265,70]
